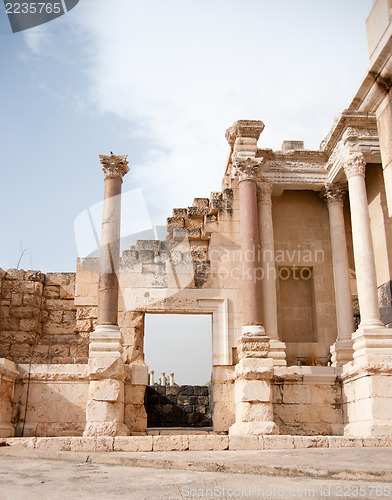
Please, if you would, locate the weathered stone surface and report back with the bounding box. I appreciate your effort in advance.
[152,435,189,451]
[114,436,152,452]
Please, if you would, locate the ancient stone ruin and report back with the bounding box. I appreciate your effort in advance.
[1,0,392,443]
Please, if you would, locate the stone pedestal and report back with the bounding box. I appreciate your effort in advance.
[229,335,279,436]
[84,326,129,437]
[0,359,19,438]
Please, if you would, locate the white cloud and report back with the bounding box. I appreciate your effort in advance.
[73,0,371,223]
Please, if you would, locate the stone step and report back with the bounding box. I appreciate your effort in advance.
[146,427,214,435]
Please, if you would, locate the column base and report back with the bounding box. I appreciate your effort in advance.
[89,324,123,358]
[344,421,392,438]
[353,325,392,359]
[268,339,287,366]
[330,338,354,367]
[229,421,279,436]
[84,422,129,437]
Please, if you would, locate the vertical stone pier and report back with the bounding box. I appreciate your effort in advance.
[321,183,354,366]
[84,154,130,437]
[227,120,279,436]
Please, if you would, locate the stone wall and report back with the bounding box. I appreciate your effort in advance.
[272,366,344,436]
[12,364,88,437]
[272,191,337,365]
[0,269,81,364]
[145,385,212,427]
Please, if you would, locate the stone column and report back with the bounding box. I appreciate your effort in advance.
[321,183,354,366]
[169,373,175,386]
[84,154,130,437]
[257,182,286,366]
[376,92,392,217]
[161,373,166,386]
[343,152,392,356]
[227,120,279,436]
[149,370,154,385]
[234,157,264,335]
[342,153,392,438]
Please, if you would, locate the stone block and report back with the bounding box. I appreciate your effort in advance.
[328,436,363,447]
[189,435,229,451]
[35,437,71,451]
[235,380,271,403]
[235,402,273,422]
[90,379,122,402]
[131,364,148,385]
[229,435,262,450]
[96,436,114,451]
[125,384,146,405]
[293,436,329,448]
[153,435,189,451]
[70,437,96,452]
[114,436,153,452]
[5,437,36,448]
[86,400,124,422]
[262,435,294,449]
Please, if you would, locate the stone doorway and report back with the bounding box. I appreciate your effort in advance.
[144,314,213,428]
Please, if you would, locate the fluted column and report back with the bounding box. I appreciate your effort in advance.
[257,182,286,366]
[84,154,130,437]
[321,183,354,366]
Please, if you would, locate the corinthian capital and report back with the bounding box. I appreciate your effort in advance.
[257,182,273,204]
[343,153,366,180]
[320,183,347,206]
[232,157,262,182]
[99,154,130,181]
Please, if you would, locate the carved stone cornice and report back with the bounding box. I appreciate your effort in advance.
[232,157,262,182]
[320,182,347,206]
[343,153,366,179]
[226,120,265,147]
[99,154,130,181]
[257,182,273,204]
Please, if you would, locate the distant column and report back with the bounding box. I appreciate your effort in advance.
[169,373,175,386]
[321,183,354,366]
[161,372,166,386]
[149,370,154,385]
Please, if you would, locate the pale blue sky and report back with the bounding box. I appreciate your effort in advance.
[1,0,371,273]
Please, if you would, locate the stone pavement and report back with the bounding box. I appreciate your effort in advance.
[1,440,392,483]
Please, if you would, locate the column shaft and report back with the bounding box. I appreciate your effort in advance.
[239,178,263,327]
[345,159,383,327]
[98,176,122,326]
[258,184,278,339]
[327,200,355,339]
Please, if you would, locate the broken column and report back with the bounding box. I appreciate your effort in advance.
[321,183,354,366]
[84,154,130,437]
[226,120,279,436]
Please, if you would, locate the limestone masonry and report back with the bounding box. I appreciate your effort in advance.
[1,0,392,442]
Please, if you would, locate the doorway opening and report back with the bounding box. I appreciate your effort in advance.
[144,313,213,428]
